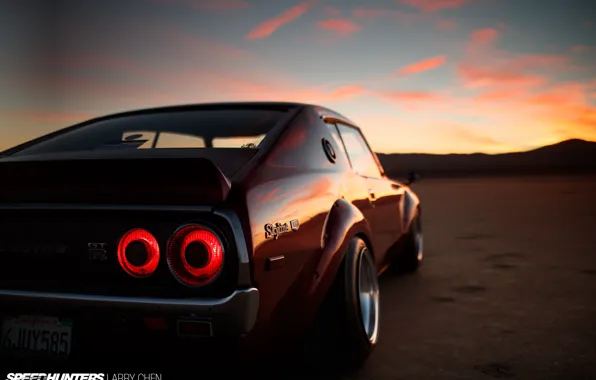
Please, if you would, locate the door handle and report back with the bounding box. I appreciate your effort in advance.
[368,189,376,200]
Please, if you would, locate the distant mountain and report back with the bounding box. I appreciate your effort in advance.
[377,139,596,178]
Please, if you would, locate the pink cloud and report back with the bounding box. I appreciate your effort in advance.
[460,27,572,92]
[377,91,444,103]
[458,63,547,88]
[153,0,249,10]
[398,0,472,12]
[290,85,367,103]
[439,126,504,147]
[352,8,424,24]
[317,18,361,36]
[473,88,526,103]
[458,48,570,90]
[436,19,458,31]
[323,6,342,16]
[571,45,596,53]
[352,8,386,17]
[470,28,499,46]
[398,56,447,75]
[246,2,312,40]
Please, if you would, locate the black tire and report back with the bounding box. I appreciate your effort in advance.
[393,211,423,273]
[307,237,380,370]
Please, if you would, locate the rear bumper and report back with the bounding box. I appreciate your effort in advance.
[0,288,259,337]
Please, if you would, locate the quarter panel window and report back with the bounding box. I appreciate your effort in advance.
[325,123,350,166]
[336,124,382,178]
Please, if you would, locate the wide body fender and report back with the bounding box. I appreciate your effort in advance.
[256,198,373,342]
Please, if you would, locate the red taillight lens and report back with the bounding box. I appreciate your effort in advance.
[117,228,160,278]
[167,225,224,286]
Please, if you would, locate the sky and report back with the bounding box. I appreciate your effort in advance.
[0,0,595,154]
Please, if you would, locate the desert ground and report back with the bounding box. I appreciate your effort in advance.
[6,175,596,379]
[339,175,596,380]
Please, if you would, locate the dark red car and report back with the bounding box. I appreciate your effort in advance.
[0,102,423,367]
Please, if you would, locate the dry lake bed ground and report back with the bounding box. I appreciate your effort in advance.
[6,175,596,379]
[346,175,596,380]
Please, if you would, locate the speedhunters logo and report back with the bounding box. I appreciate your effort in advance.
[6,375,103,380]
[5,375,162,380]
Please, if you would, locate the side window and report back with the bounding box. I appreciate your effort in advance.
[325,123,350,165]
[336,124,382,178]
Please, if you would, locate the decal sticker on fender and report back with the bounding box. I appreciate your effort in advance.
[265,219,300,239]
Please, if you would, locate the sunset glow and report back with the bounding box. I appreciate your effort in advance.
[1,0,595,154]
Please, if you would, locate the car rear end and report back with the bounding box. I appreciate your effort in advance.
[0,104,299,363]
[0,177,256,363]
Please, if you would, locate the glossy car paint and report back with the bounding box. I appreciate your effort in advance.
[223,104,420,343]
[0,102,421,350]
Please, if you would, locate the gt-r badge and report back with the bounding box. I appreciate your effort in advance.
[88,242,108,261]
[265,219,299,240]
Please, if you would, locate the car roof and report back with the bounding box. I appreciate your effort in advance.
[0,102,361,157]
[89,101,359,129]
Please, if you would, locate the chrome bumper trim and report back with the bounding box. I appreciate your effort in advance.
[0,288,259,335]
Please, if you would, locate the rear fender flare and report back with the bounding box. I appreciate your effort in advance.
[309,198,373,298]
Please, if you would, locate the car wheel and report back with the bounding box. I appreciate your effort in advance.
[308,237,380,370]
[393,211,423,273]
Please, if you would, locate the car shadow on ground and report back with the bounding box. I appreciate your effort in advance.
[2,274,412,380]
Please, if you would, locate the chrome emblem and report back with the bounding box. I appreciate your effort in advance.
[290,219,300,231]
[88,243,107,261]
[264,223,288,240]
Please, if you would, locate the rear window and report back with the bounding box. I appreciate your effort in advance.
[10,108,291,156]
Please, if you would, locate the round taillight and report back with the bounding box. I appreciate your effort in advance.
[167,225,224,286]
[117,228,160,278]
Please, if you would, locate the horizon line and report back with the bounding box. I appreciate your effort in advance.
[375,138,596,156]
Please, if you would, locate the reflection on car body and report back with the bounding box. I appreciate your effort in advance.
[0,102,423,367]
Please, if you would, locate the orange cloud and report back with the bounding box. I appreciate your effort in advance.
[398,0,472,12]
[460,28,571,90]
[288,85,367,104]
[458,63,546,88]
[397,56,447,76]
[470,28,499,46]
[317,18,361,36]
[246,2,312,40]
[376,91,444,105]
[321,85,367,100]
[439,125,505,148]
[473,88,526,102]
[435,19,457,31]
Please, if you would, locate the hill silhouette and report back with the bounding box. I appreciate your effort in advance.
[377,139,596,179]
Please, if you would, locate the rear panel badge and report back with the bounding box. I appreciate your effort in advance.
[265,219,300,240]
[88,242,108,261]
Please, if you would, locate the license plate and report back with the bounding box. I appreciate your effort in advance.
[1,315,72,357]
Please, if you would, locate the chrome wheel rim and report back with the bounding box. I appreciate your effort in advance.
[415,230,424,261]
[358,247,380,344]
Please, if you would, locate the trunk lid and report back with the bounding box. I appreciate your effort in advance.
[0,148,256,205]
